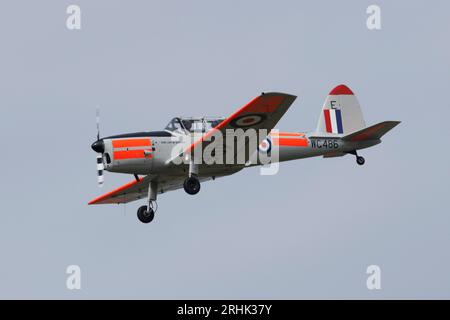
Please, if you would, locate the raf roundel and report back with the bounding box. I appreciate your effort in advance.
[230,113,266,128]
[258,138,272,153]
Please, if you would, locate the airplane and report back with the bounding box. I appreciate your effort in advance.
[89,84,400,223]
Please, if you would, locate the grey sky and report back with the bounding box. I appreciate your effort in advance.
[0,0,449,299]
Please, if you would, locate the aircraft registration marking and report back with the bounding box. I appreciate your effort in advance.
[310,138,340,149]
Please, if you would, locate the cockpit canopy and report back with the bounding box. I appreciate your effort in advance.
[164,117,225,134]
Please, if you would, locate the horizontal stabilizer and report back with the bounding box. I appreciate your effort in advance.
[343,121,401,142]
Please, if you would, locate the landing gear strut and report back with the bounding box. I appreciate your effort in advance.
[183,160,201,195]
[349,150,365,166]
[137,180,158,224]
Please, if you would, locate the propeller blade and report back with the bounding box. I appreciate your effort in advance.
[96,107,101,141]
[97,154,104,187]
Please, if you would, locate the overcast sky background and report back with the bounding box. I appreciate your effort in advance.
[0,0,449,299]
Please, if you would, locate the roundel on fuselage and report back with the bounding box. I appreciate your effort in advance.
[258,137,272,153]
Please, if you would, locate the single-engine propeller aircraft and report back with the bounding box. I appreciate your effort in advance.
[89,84,400,223]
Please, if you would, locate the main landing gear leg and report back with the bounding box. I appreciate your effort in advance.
[184,161,201,195]
[137,180,158,223]
[349,150,365,166]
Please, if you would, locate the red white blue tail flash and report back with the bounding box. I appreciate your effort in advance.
[316,84,365,135]
[323,109,344,134]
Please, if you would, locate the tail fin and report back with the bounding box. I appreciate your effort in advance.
[316,84,365,134]
[343,121,401,142]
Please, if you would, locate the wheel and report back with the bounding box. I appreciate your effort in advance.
[183,176,201,195]
[356,156,365,166]
[137,205,154,223]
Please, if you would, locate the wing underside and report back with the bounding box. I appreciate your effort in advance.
[88,166,243,205]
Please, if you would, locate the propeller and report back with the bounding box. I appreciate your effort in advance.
[96,107,101,141]
[96,154,104,187]
[93,107,104,187]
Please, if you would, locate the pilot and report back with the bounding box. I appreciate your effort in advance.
[182,120,192,131]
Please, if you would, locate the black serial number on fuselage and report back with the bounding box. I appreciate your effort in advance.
[310,139,340,149]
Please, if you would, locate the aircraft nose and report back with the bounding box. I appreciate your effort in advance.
[91,140,105,153]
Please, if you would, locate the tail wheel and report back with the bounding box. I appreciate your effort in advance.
[183,177,201,195]
[356,156,365,166]
[137,205,154,223]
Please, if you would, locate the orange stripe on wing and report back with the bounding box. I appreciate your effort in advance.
[273,137,308,147]
[246,95,284,113]
[112,138,152,148]
[184,94,289,154]
[114,149,152,160]
[88,178,141,205]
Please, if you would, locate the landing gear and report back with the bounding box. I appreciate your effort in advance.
[183,176,201,195]
[184,160,201,195]
[349,150,365,166]
[137,205,154,223]
[137,180,158,224]
[356,156,365,166]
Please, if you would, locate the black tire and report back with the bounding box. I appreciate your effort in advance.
[183,177,201,195]
[137,205,154,223]
[356,156,365,166]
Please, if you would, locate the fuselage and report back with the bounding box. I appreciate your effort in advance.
[92,129,380,176]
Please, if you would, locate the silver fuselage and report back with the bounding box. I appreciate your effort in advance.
[99,130,380,177]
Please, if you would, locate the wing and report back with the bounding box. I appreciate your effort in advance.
[88,167,242,205]
[171,92,297,165]
[88,175,198,205]
[88,175,154,205]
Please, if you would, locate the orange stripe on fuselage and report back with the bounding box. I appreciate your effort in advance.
[113,149,152,160]
[270,132,305,137]
[273,137,308,147]
[112,138,152,148]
